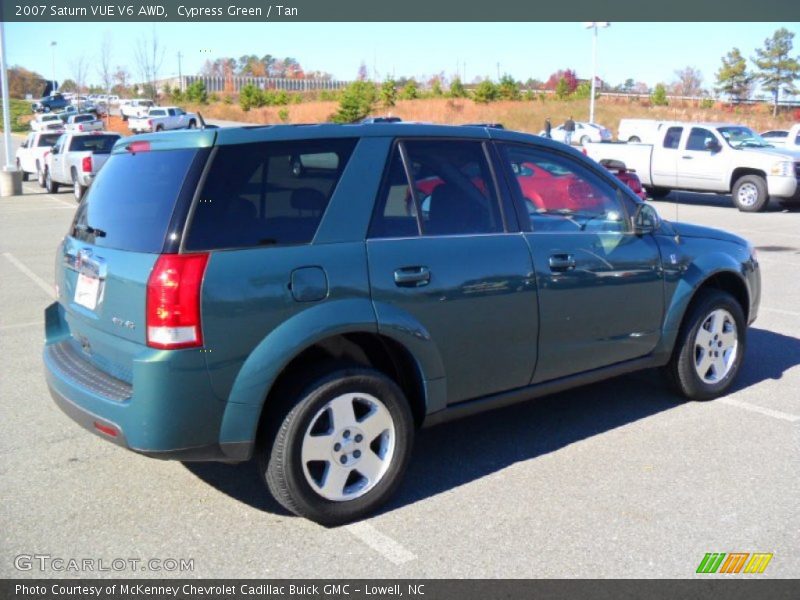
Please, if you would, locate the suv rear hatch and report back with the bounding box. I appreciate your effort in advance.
[55,133,213,383]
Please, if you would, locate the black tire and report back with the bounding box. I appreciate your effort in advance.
[121,114,128,121]
[16,160,29,181]
[778,199,800,211]
[72,169,84,201]
[45,168,59,194]
[647,187,671,199]
[732,174,769,212]
[579,135,590,146]
[259,367,414,526]
[629,136,641,143]
[188,120,196,129]
[156,125,164,132]
[664,289,746,401]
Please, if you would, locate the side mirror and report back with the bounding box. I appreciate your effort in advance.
[633,202,660,235]
[705,139,721,153]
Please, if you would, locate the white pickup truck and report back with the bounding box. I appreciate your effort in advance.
[128,106,198,133]
[44,132,122,201]
[585,121,800,211]
[64,113,104,132]
[15,131,64,185]
[30,113,65,133]
[119,98,155,121]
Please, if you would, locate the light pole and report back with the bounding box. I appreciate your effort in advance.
[50,41,57,90]
[584,22,609,124]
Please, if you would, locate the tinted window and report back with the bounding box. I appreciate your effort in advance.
[68,135,120,153]
[663,127,683,149]
[70,148,204,253]
[150,109,167,116]
[38,134,61,146]
[686,128,715,151]
[185,139,357,251]
[370,140,502,238]
[499,144,628,233]
[74,115,94,123]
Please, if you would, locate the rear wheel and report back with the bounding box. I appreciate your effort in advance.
[45,168,59,194]
[629,136,641,143]
[16,159,29,181]
[664,289,746,400]
[71,169,85,201]
[732,175,769,212]
[36,162,46,188]
[188,120,196,129]
[156,125,164,132]
[259,367,414,526]
[579,135,590,146]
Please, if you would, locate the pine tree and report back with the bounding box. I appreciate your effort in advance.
[380,78,397,108]
[651,83,669,106]
[332,81,377,123]
[449,77,467,98]
[715,48,753,103]
[752,28,800,116]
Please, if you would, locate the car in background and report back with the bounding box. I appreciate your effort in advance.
[65,114,104,133]
[543,122,613,145]
[598,159,647,200]
[128,106,198,133]
[44,131,122,201]
[761,125,800,151]
[31,93,69,113]
[15,131,63,184]
[30,113,65,132]
[120,99,155,121]
[617,119,680,144]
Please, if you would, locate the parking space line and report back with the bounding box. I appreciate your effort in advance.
[718,398,800,423]
[20,183,76,208]
[1,253,55,299]
[0,321,41,331]
[344,522,417,565]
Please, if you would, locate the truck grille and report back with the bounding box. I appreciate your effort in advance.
[45,341,132,402]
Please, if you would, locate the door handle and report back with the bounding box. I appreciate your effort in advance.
[394,266,431,287]
[549,254,576,272]
[681,155,693,159]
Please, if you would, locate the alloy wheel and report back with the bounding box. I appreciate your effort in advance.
[693,308,738,384]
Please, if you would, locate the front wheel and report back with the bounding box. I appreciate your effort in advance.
[187,120,196,129]
[732,175,769,212]
[629,136,641,143]
[259,367,414,526]
[664,289,746,401]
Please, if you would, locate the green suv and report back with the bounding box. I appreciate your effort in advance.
[43,124,761,525]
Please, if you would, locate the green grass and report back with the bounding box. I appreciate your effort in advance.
[0,98,32,133]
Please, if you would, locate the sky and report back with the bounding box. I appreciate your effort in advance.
[5,22,800,91]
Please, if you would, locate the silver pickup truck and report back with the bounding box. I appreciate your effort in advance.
[585,121,800,211]
[44,132,122,201]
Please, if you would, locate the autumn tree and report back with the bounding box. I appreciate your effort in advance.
[6,66,46,97]
[752,27,800,116]
[545,69,578,93]
[671,66,704,97]
[715,48,753,102]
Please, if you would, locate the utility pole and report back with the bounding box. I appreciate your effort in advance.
[50,41,57,91]
[1,20,22,196]
[584,22,610,124]
[496,62,500,81]
[177,51,183,92]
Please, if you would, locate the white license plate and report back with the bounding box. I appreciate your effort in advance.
[74,273,100,310]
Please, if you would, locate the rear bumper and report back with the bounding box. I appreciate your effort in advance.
[43,302,253,462]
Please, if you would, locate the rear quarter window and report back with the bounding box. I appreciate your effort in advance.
[184,138,357,251]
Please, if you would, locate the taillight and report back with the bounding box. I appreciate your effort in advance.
[78,124,84,131]
[146,254,209,349]
[81,156,92,172]
[127,141,151,153]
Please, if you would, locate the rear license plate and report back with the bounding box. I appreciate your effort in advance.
[74,272,100,310]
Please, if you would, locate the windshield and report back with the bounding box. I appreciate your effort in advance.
[717,126,773,149]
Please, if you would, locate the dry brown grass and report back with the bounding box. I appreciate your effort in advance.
[167,97,800,136]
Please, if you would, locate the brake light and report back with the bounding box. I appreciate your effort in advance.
[146,254,209,349]
[127,141,151,153]
[81,156,92,172]
[78,124,84,131]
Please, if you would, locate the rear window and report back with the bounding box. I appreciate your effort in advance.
[68,135,120,153]
[38,134,61,146]
[70,148,205,253]
[74,115,94,123]
[149,109,167,116]
[184,138,357,251]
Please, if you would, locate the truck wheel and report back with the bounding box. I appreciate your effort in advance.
[647,187,671,199]
[664,289,745,401]
[121,114,128,122]
[72,170,85,201]
[188,120,196,129]
[45,168,59,194]
[259,366,414,526]
[16,160,29,182]
[629,136,641,143]
[732,175,769,212]
[156,125,164,132]
[580,135,590,146]
[36,162,46,188]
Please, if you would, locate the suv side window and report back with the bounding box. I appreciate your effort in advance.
[369,139,503,238]
[686,127,715,151]
[498,144,629,233]
[663,127,683,149]
[185,138,357,251]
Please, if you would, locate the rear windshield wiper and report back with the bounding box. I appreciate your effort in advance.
[76,223,107,238]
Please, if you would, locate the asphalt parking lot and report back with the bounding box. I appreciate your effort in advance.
[1,135,798,579]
